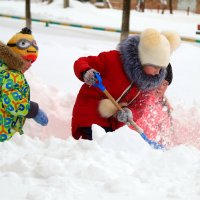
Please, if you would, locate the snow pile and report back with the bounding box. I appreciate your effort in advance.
[0,0,200,199]
[0,125,200,200]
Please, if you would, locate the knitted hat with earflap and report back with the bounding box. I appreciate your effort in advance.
[7,27,38,63]
[138,28,181,68]
[165,63,173,85]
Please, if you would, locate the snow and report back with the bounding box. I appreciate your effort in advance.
[0,0,200,199]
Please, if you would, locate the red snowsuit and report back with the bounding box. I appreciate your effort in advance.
[130,90,172,142]
[72,50,140,139]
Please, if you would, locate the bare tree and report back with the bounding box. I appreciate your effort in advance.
[104,0,112,8]
[120,0,131,42]
[89,0,96,4]
[140,0,145,12]
[64,0,69,8]
[187,6,190,15]
[25,0,31,29]
[48,0,53,4]
[136,0,145,12]
[169,0,173,14]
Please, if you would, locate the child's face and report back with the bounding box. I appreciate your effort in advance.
[7,33,38,63]
[143,65,161,76]
[155,80,169,97]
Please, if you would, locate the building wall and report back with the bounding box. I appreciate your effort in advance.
[109,0,134,9]
[109,0,200,13]
[109,0,177,10]
[196,0,200,13]
[177,0,196,12]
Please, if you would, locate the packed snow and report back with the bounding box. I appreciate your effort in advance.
[0,0,200,199]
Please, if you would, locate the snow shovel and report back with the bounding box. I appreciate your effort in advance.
[93,72,165,150]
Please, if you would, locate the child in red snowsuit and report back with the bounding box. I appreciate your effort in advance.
[72,29,180,140]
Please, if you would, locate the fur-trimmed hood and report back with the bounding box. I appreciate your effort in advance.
[118,36,166,91]
[0,40,25,70]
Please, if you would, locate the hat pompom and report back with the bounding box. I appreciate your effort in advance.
[20,27,32,35]
[139,28,170,68]
[139,28,162,47]
[98,99,118,118]
[161,31,181,52]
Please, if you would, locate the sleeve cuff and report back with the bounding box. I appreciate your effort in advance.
[26,101,39,118]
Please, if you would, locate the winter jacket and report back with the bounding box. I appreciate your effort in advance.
[0,41,40,142]
[72,36,166,139]
[0,41,32,142]
[0,60,30,141]
[72,50,139,139]
[130,90,172,142]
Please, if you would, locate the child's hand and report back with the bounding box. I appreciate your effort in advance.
[33,109,48,126]
[83,68,99,85]
[116,107,133,124]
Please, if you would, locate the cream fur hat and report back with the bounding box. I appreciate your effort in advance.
[138,28,181,68]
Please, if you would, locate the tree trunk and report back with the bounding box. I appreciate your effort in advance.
[104,0,113,8]
[64,0,69,8]
[90,0,96,4]
[169,0,173,14]
[140,0,145,12]
[48,0,53,4]
[25,0,31,29]
[120,0,131,42]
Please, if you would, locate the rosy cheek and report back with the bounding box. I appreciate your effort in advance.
[144,70,153,75]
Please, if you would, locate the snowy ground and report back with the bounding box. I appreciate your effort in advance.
[0,0,200,200]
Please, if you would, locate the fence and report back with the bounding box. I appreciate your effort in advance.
[0,14,199,43]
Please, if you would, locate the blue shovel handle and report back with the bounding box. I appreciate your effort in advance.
[93,72,106,92]
[140,133,165,150]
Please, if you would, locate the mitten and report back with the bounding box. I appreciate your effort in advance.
[116,107,133,124]
[83,68,98,85]
[33,109,48,126]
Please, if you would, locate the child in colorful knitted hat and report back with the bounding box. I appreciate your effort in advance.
[0,27,48,142]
